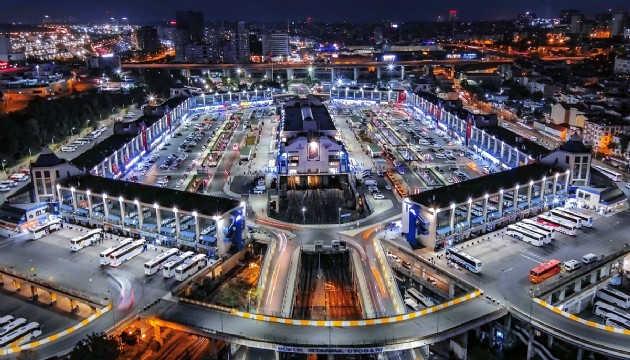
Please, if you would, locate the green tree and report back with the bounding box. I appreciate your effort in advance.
[69,332,122,360]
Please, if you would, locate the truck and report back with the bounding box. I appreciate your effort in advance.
[374,158,386,176]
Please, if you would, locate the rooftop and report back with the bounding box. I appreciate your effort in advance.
[409,163,560,208]
[70,134,135,170]
[60,175,240,216]
[558,135,591,154]
[282,95,335,132]
[481,126,550,158]
[32,148,66,168]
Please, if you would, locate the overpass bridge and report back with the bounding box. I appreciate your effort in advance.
[122,59,513,82]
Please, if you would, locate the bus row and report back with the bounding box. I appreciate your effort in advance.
[505,219,556,247]
[144,249,209,282]
[403,287,436,312]
[99,238,147,267]
[593,287,630,330]
[0,316,42,348]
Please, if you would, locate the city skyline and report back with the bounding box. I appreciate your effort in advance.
[1,0,629,23]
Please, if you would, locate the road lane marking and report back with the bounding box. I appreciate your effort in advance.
[520,254,542,264]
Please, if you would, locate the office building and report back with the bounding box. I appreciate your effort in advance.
[570,14,584,34]
[262,32,289,59]
[612,11,628,37]
[237,21,250,63]
[174,11,204,62]
[132,26,160,52]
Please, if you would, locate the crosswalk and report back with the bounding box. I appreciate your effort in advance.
[520,250,546,264]
[206,190,226,197]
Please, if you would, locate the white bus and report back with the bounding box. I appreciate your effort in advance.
[144,248,179,275]
[163,251,195,278]
[175,254,207,281]
[404,297,421,312]
[553,208,593,228]
[0,322,42,348]
[109,240,146,267]
[0,318,27,338]
[406,288,435,308]
[593,301,630,322]
[549,209,582,229]
[70,229,104,251]
[521,219,556,240]
[445,247,482,273]
[99,238,134,265]
[593,164,623,182]
[506,224,545,246]
[0,316,14,328]
[605,314,630,330]
[537,215,576,236]
[596,288,630,309]
[514,222,552,244]
[29,219,62,240]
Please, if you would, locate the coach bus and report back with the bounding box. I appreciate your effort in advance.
[521,219,556,240]
[506,224,545,246]
[537,215,576,236]
[29,219,62,240]
[593,301,630,323]
[596,287,630,309]
[529,259,561,284]
[406,288,435,308]
[0,322,42,348]
[175,254,208,281]
[163,251,196,278]
[514,222,552,244]
[144,248,180,275]
[553,208,593,227]
[109,240,146,267]
[70,229,104,251]
[445,247,482,273]
[99,238,134,265]
[549,209,582,229]
[593,164,623,182]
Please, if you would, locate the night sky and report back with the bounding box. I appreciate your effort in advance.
[1,0,629,23]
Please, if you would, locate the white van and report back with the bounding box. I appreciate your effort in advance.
[582,253,598,264]
[61,146,77,152]
[0,180,16,187]
[364,179,377,186]
[253,185,265,194]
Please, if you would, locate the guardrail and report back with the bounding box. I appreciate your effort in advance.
[255,239,276,310]
[371,237,404,314]
[0,266,107,308]
[180,289,482,327]
[0,303,111,356]
[280,248,301,318]
[534,298,630,335]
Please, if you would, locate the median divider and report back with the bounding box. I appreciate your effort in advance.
[0,303,112,356]
[180,290,482,327]
[533,298,630,335]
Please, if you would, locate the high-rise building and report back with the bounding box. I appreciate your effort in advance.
[0,34,11,57]
[132,26,160,52]
[569,14,584,34]
[612,11,627,37]
[448,10,458,22]
[374,27,383,45]
[560,9,580,26]
[174,11,204,61]
[262,32,289,59]
[237,21,250,63]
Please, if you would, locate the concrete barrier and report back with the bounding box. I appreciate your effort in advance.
[534,298,630,335]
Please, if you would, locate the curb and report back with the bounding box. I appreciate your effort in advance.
[533,298,630,335]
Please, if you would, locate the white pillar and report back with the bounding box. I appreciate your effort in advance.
[87,192,93,218]
[71,190,77,212]
[119,198,125,226]
[136,201,143,229]
[483,196,489,223]
[174,210,180,238]
[498,190,504,217]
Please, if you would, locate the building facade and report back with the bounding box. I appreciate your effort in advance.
[582,117,630,152]
[132,26,160,52]
[262,32,289,59]
[614,57,630,74]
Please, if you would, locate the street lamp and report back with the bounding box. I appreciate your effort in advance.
[71,127,75,136]
[338,207,342,224]
[302,207,306,224]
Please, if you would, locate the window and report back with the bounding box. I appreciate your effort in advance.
[44,171,50,177]
[35,171,42,178]
[566,156,570,163]
[56,170,60,177]
[582,156,589,163]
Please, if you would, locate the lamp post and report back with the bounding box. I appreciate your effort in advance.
[338,207,342,225]
[302,207,306,224]
[71,127,75,136]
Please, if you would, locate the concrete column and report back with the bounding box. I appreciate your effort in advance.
[493,137,498,154]
[527,183,533,207]
[286,68,294,80]
[526,327,535,360]
[223,69,230,79]
[500,142,505,159]
[50,291,57,305]
[331,68,336,83]
[30,285,37,299]
[552,176,558,195]
[514,150,520,167]
[266,69,272,79]
[576,348,583,360]
[136,202,143,229]
[466,201,472,230]
[194,215,200,241]
[449,332,468,360]
[498,191,504,217]
[449,207,455,230]
[174,211,181,238]
[449,281,455,298]
[503,313,512,336]
[564,173,570,191]
[377,66,382,80]
[119,200,125,226]
[71,190,77,212]
[547,334,553,348]
[156,209,162,234]
[153,324,163,345]
[275,351,281,360]
[483,197,488,223]
[353,67,359,81]
[70,299,77,312]
[400,65,405,79]
[103,197,109,222]
[574,279,582,292]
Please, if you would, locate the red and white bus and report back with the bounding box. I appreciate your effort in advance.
[537,214,576,236]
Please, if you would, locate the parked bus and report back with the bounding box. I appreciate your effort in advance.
[406,288,435,308]
[593,164,623,182]
[404,297,421,312]
[605,315,630,330]
[506,224,546,246]
[175,254,207,281]
[109,240,145,267]
[70,229,104,251]
[99,238,134,265]
[144,248,180,275]
[163,251,195,278]
[553,208,593,228]
[515,222,553,244]
[537,215,576,236]
[29,219,62,240]
[445,247,482,273]
[596,287,630,309]
[0,318,27,338]
[593,301,630,323]
[521,219,556,240]
[549,209,582,229]
[0,322,42,348]
[0,316,14,329]
[529,259,561,284]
